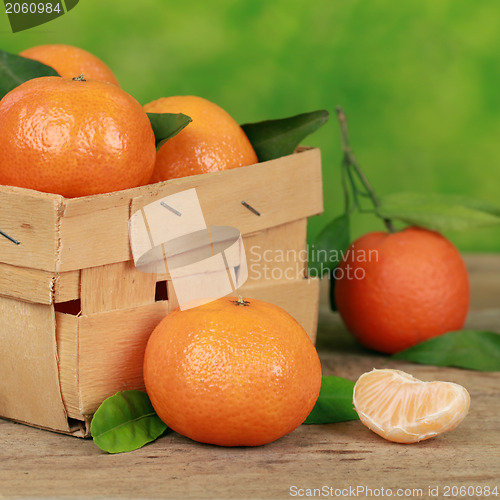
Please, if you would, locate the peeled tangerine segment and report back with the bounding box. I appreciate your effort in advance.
[353,369,470,444]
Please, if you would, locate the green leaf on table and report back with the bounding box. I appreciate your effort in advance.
[303,375,359,424]
[0,49,59,100]
[91,390,167,454]
[392,330,500,371]
[309,213,350,277]
[377,192,500,232]
[241,110,329,162]
[147,112,192,150]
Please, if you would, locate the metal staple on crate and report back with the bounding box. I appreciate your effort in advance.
[0,228,20,245]
[160,201,182,216]
[241,201,261,216]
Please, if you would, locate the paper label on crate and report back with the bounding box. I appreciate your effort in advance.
[128,188,248,310]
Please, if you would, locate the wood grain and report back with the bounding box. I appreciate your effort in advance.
[0,262,55,304]
[0,274,499,499]
[0,296,69,433]
[243,218,308,285]
[53,270,80,303]
[55,312,80,420]
[0,185,62,272]
[465,253,500,310]
[77,301,169,415]
[80,261,157,314]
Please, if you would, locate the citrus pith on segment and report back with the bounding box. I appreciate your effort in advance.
[353,368,471,443]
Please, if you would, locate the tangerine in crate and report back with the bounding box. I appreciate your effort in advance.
[19,44,120,86]
[144,95,258,182]
[0,76,156,197]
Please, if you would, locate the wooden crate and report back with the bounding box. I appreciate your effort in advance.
[0,147,323,437]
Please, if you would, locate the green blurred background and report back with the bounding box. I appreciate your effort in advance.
[1,0,499,251]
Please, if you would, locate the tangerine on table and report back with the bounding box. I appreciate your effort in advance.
[143,95,258,182]
[19,44,119,86]
[0,76,156,198]
[353,368,470,443]
[334,227,470,354]
[143,296,322,447]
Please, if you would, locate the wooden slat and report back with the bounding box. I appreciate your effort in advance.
[166,281,179,311]
[464,253,500,272]
[80,261,157,314]
[131,148,323,240]
[54,148,322,272]
[53,271,80,303]
[58,204,130,272]
[0,262,54,304]
[55,312,80,420]
[0,185,62,272]
[77,301,169,415]
[243,218,308,285]
[154,218,307,282]
[61,147,320,217]
[0,296,69,432]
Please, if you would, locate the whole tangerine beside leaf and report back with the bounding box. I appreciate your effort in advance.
[143,296,322,447]
[334,226,470,354]
[313,107,490,356]
[0,76,156,198]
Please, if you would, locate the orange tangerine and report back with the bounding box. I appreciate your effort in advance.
[20,44,119,86]
[143,297,322,447]
[144,95,258,181]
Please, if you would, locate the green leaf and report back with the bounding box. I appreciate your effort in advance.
[147,112,192,150]
[241,110,329,162]
[392,330,500,371]
[377,192,500,232]
[303,376,359,424]
[309,213,350,311]
[309,213,350,277]
[91,390,167,454]
[0,49,59,100]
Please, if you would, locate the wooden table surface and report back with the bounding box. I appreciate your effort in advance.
[1,255,499,500]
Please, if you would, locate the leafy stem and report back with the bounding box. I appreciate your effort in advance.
[335,106,396,233]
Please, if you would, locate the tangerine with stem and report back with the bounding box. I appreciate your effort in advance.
[0,76,156,197]
[20,44,119,86]
[143,296,322,447]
